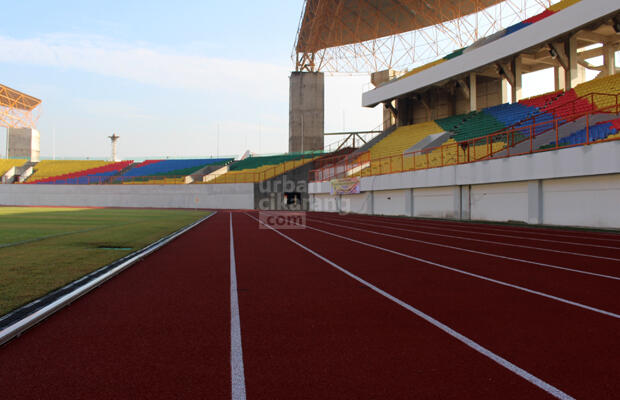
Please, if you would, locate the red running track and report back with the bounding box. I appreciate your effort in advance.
[1,210,619,399]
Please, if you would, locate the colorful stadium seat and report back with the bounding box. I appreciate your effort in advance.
[29,161,133,184]
[350,73,620,179]
[118,158,232,183]
[368,121,444,161]
[0,159,27,177]
[206,152,321,183]
[27,160,115,183]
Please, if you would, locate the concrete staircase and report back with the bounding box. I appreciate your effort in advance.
[490,112,619,158]
[10,161,37,183]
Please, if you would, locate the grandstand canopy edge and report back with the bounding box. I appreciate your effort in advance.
[362,0,620,107]
[0,84,41,111]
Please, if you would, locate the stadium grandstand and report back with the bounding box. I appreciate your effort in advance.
[0,0,619,228]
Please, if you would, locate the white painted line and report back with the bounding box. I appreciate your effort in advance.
[307,217,620,281]
[289,216,620,319]
[0,212,216,347]
[246,213,575,400]
[229,213,247,400]
[338,213,620,244]
[317,214,620,262]
[338,214,620,249]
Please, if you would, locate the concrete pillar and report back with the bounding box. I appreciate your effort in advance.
[603,45,616,77]
[512,55,523,103]
[396,97,414,126]
[371,70,400,130]
[565,35,580,90]
[453,186,462,220]
[7,128,40,161]
[501,79,511,103]
[289,72,324,153]
[404,188,414,217]
[460,185,471,220]
[527,180,543,225]
[469,72,477,111]
[554,65,566,91]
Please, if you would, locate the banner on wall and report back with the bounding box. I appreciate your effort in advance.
[330,177,360,195]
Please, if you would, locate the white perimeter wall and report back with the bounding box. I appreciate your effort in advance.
[470,182,529,223]
[310,174,620,228]
[373,190,407,216]
[413,187,458,219]
[309,141,620,229]
[0,183,254,210]
[543,175,620,228]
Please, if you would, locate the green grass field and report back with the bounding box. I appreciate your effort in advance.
[0,207,211,317]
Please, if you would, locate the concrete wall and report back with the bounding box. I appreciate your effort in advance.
[308,174,620,228]
[413,186,459,219]
[289,72,324,152]
[0,183,254,209]
[254,161,315,211]
[373,189,408,216]
[8,128,40,161]
[543,174,620,228]
[342,192,373,215]
[470,181,529,223]
[311,193,340,212]
[309,140,620,229]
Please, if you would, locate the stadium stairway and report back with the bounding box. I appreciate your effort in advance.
[205,152,322,184]
[538,117,620,149]
[489,112,620,157]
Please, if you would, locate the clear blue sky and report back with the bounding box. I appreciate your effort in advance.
[0,0,380,159]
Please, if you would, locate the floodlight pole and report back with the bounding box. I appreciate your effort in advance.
[108,133,120,162]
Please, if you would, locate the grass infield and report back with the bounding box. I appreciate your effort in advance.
[0,206,211,317]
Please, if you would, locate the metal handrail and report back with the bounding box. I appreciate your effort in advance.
[309,93,620,182]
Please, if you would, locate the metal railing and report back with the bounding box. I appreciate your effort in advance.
[309,92,620,182]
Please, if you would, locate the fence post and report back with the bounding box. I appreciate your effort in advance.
[586,113,590,144]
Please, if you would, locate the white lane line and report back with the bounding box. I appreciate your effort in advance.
[293,217,620,319]
[307,217,620,281]
[341,215,620,249]
[229,213,247,400]
[335,213,620,244]
[246,213,575,400]
[315,214,620,262]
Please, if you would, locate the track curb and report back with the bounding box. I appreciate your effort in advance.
[0,211,216,347]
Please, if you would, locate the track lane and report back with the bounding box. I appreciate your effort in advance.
[327,213,620,260]
[312,212,620,274]
[305,216,620,313]
[328,213,620,257]
[313,211,620,244]
[233,212,555,399]
[308,215,620,281]
[0,212,231,400]
[260,212,620,399]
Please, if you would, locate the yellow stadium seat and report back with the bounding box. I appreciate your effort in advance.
[0,159,27,176]
[28,160,113,182]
